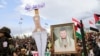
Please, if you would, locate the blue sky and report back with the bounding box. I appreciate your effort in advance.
[0,0,100,36]
[0,0,31,35]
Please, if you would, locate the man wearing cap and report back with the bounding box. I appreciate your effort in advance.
[0,27,12,56]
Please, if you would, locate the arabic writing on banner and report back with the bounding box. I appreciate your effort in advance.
[25,3,45,11]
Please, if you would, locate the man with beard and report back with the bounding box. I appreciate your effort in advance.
[54,27,75,52]
[0,27,12,56]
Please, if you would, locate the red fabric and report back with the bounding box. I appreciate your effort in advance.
[72,18,82,29]
[72,18,80,24]
[89,20,93,24]
[75,26,78,31]
[72,18,79,31]
[94,14,100,23]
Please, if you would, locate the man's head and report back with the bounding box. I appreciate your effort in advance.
[59,27,67,39]
[0,27,11,34]
[0,27,11,38]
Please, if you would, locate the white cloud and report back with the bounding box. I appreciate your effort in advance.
[16,0,100,33]
[10,26,34,36]
[17,0,99,19]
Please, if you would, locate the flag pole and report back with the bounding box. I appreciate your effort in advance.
[80,20,88,56]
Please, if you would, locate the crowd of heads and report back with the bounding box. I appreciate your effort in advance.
[0,26,100,56]
[76,32,100,56]
[11,36,37,56]
[0,27,38,56]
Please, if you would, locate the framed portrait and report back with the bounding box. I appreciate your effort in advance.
[51,23,77,54]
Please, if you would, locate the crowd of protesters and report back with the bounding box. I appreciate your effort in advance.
[76,32,100,56]
[0,26,100,56]
[86,32,100,56]
[0,27,38,56]
[11,36,38,56]
[0,27,51,56]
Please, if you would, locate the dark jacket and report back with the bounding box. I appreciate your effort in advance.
[0,36,9,54]
[93,44,100,56]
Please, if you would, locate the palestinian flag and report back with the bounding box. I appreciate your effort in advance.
[89,20,96,28]
[72,18,82,40]
[94,14,100,24]
[89,20,99,32]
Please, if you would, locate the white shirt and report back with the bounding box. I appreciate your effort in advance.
[88,49,94,56]
[54,36,75,52]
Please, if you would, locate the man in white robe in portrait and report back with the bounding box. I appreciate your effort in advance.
[54,27,75,52]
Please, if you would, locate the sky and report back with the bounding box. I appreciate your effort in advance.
[0,0,100,36]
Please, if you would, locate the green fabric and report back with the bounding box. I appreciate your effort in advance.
[76,32,82,40]
[96,21,100,24]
